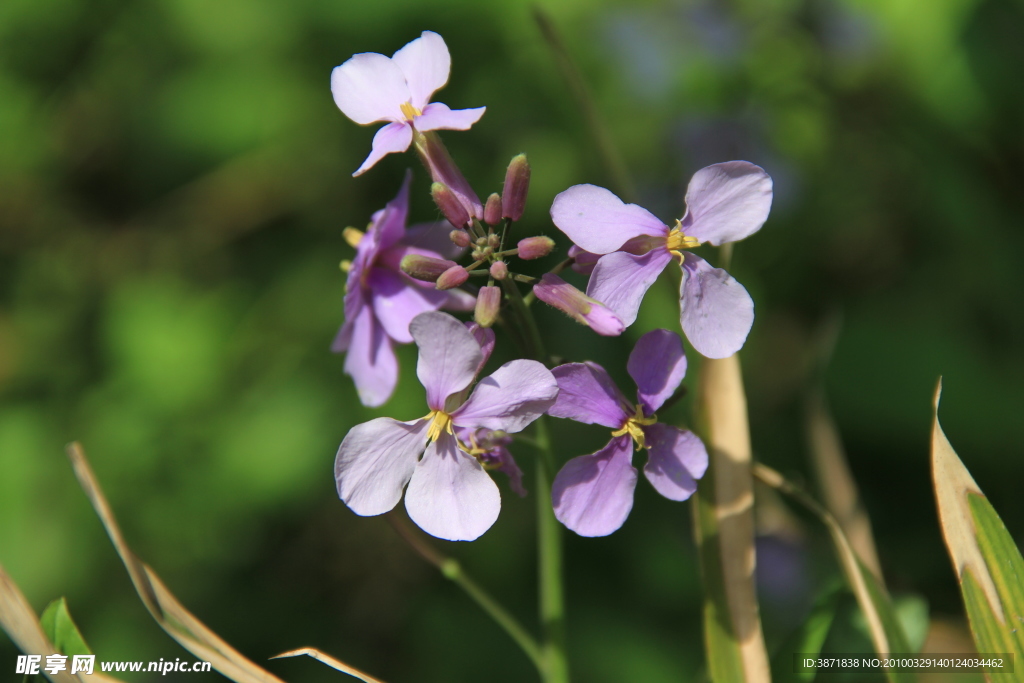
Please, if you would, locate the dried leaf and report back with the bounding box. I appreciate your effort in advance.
[271,648,387,683]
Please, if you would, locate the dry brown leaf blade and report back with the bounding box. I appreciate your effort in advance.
[271,648,388,683]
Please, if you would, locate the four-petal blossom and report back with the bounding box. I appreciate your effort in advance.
[331,31,486,176]
[333,172,472,407]
[550,161,772,358]
[335,311,558,541]
[548,329,708,537]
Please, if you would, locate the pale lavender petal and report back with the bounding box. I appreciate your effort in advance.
[331,53,409,125]
[368,268,448,344]
[344,304,398,407]
[681,161,773,246]
[391,31,450,110]
[552,436,637,537]
[403,220,466,260]
[410,311,483,410]
[405,432,500,541]
[415,103,486,132]
[371,169,412,250]
[642,423,707,501]
[582,303,626,336]
[331,321,352,353]
[490,446,526,497]
[466,322,495,370]
[442,288,476,311]
[353,122,413,176]
[549,362,630,428]
[628,329,687,415]
[587,249,673,327]
[569,245,600,275]
[452,359,558,433]
[679,253,755,359]
[335,417,428,515]
[550,184,668,255]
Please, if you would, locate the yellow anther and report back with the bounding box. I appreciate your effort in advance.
[400,101,423,121]
[343,227,364,248]
[610,404,658,451]
[339,259,352,272]
[425,409,454,442]
[665,220,700,257]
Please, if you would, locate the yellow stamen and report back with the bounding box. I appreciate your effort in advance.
[339,259,352,272]
[343,227,364,248]
[400,101,423,121]
[665,220,700,263]
[425,409,454,442]
[610,404,658,451]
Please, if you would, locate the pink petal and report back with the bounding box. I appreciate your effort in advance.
[353,122,413,176]
[405,432,501,541]
[627,329,687,414]
[415,103,486,132]
[550,184,668,255]
[551,436,637,537]
[452,359,558,433]
[679,253,755,359]
[586,249,673,327]
[391,31,450,110]
[549,362,630,428]
[682,161,773,246]
[368,268,448,344]
[335,417,428,516]
[410,311,483,411]
[331,52,409,125]
[344,304,398,407]
[642,423,707,501]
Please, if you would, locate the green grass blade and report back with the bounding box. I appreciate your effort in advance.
[40,598,92,658]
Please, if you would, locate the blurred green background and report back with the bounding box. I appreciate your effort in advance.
[1,0,1022,680]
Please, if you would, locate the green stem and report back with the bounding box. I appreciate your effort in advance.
[501,278,547,364]
[534,416,570,683]
[387,513,545,674]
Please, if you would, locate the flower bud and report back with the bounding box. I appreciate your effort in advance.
[432,182,471,229]
[487,233,501,249]
[533,274,624,336]
[502,153,530,221]
[436,265,470,290]
[489,261,508,280]
[400,254,457,283]
[449,229,471,249]
[484,193,503,225]
[474,286,501,327]
[517,236,555,260]
[568,244,601,275]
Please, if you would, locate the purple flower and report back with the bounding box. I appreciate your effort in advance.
[331,31,486,176]
[333,173,472,407]
[548,329,708,537]
[335,312,558,541]
[550,161,772,358]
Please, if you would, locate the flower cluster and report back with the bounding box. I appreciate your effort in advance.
[329,31,773,540]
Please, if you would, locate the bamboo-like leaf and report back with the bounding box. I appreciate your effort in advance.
[40,598,92,659]
[0,564,81,683]
[694,355,771,683]
[271,648,387,683]
[931,382,1024,675]
[770,581,843,683]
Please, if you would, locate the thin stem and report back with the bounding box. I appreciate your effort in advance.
[387,513,546,674]
[501,278,547,364]
[534,416,570,683]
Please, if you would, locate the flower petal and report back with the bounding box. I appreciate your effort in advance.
[410,311,483,410]
[391,31,450,110]
[682,161,773,246]
[586,249,673,328]
[368,267,448,344]
[642,423,707,501]
[533,273,624,336]
[548,362,630,428]
[370,169,412,249]
[679,253,755,359]
[353,122,413,177]
[331,52,409,125]
[344,304,398,407]
[552,436,637,537]
[335,417,428,516]
[405,432,500,541]
[466,322,496,371]
[491,446,527,497]
[628,329,687,415]
[403,220,466,260]
[415,103,486,132]
[453,359,558,433]
[568,244,600,275]
[550,184,668,255]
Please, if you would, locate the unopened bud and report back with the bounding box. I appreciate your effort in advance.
[487,233,501,249]
[400,254,457,282]
[449,229,471,249]
[533,274,624,336]
[484,193,503,225]
[474,286,501,327]
[432,182,471,229]
[502,154,531,221]
[568,244,600,274]
[489,261,508,280]
[436,265,470,290]
[517,236,555,260]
